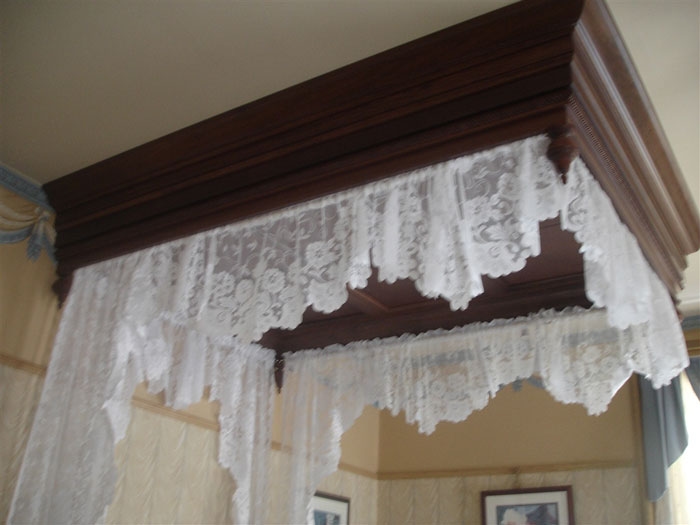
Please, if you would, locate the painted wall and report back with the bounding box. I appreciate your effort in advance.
[104,405,379,525]
[373,378,641,524]
[378,380,637,474]
[0,239,58,522]
[377,467,640,524]
[0,239,59,367]
[374,380,640,524]
[0,364,44,519]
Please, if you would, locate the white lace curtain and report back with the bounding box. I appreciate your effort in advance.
[9,135,688,524]
[279,307,679,522]
[9,262,276,524]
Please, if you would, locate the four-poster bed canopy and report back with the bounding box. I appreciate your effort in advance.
[10,0,699,523]
[47,0,697,319]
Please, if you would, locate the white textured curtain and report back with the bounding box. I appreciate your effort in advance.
[9,259,276,524]
[35,135,678,346]
[9,135,687,524]
[279,308,685,522]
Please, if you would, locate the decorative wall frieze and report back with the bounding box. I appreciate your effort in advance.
[0,164,55,262]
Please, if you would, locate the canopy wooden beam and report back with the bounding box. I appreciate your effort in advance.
[45,0,699,324]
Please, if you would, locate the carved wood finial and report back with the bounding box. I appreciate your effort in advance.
[546,126,578,183]
[274,352,285,392]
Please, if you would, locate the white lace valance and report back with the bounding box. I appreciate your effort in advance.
[73,135,680,349]
[9,268,276,525]
[279,306,681,522]
[9,135,688,524]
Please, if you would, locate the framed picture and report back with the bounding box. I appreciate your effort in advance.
[312,492,350,525]
[481,486,574,525]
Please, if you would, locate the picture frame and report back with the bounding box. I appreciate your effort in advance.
[481,486,574,525]
[312,491,350,525]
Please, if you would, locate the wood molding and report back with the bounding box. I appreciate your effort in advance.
[0,353,47,377]
[130,395,220,432]
[43,0,698,323]
[685,328,700,357]
[376,460,637,481]
[569,0,700,295]
[47,0,581,275]
[266,272,589,353]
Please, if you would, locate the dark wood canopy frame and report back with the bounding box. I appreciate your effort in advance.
[46,0,699,367]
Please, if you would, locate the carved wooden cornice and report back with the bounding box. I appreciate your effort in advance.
[45,0,699,314]
[570,0,699,295]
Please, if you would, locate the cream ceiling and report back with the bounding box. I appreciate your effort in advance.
[0,0,698,312]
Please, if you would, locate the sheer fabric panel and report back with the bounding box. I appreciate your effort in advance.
[119,136,565,344]
[280,308,684,523]
[0,365,45,523]
[8,263,276,524]
[8,270,121,524]
[65,136,682,378]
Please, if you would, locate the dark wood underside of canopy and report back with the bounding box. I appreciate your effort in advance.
[260,219,592,353]
[45,0,699,350]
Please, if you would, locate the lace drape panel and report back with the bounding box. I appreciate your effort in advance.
[279,307,685,522]
[9,258,275,524]
[9,135,687,524]
[562,158,686,378]
[9,268,122,524]
[123,136,563,344]
[75,135,680,352]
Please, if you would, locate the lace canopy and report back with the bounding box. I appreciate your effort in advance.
[9,136,688,524]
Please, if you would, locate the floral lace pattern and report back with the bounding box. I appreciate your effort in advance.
[279,307,687,523]
[115,136,568,344]
[9,264,275,525]
[9,135,687,524]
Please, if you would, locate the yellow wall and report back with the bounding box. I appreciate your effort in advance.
[339,406,381,475]
[377,468,641,524]
[132,388,381,475]
[0,239,59,522]
[0,240,59,367]
[378,380,637,475]
[105,405,379,524]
